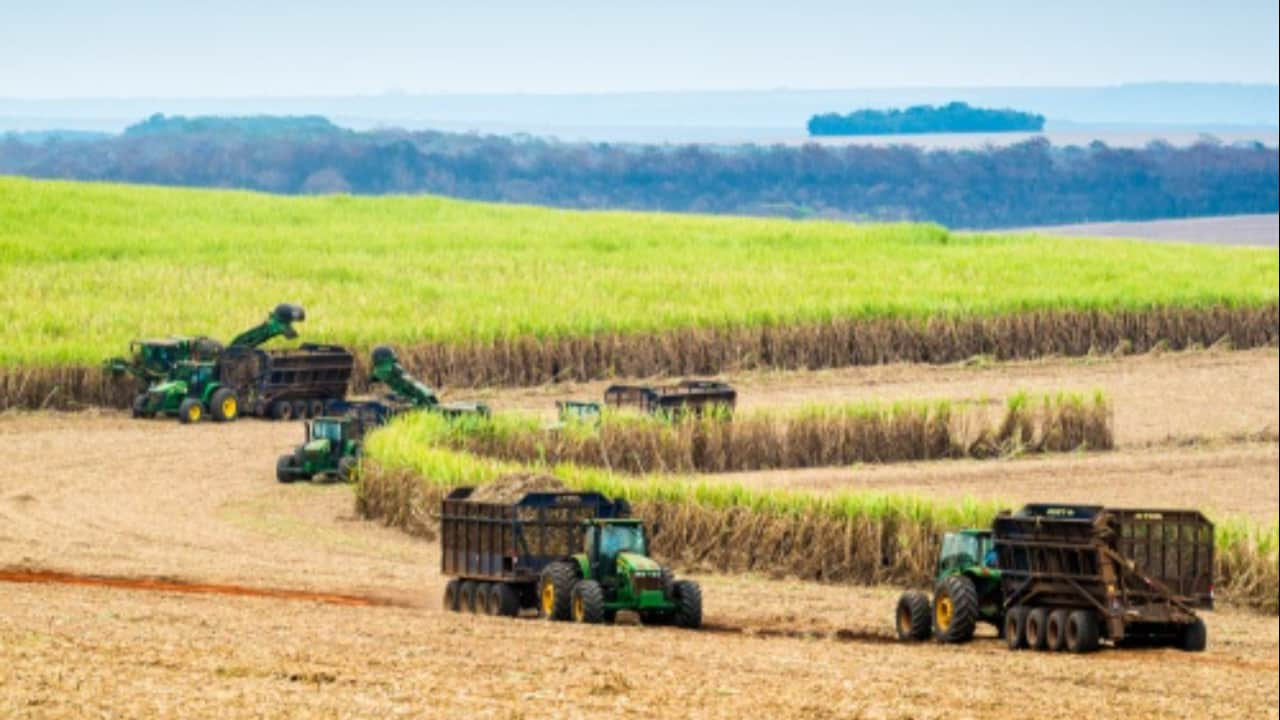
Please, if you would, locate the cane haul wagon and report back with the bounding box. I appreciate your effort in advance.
[440,486,702,627]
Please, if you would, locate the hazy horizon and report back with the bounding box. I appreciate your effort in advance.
[3,1,1277,99]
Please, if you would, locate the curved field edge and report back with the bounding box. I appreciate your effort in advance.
[400,392,1113,474]
[3,303,1277,409]
[355,414,1279,614]
[2,176,1277,366]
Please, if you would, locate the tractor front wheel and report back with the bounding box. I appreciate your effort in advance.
[538,561,578,621]
[275,455,301,483]
[210,389,238,422]
[896,590,932,641]
[571,580,605,624]
[131,394,153,419]
[932,575,979,643]
[178,398,203,424]
[672,580,702,629]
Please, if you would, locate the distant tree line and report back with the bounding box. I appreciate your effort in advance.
[808,102,1045,136]
[1,114,1275,228]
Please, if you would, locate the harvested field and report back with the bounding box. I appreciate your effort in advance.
[2,347,1277,717]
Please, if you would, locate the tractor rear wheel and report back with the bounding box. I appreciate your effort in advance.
[571,580,606,624]
[210,388,238,422]
[276,455,300,483]
[459,581,479,613]
[672,580,702,629]
[1025,607,1050,650]
[131,394,153,418]
[489,583,520,617]
[895,590,932,641]
[178,398,203,424]
[932,575,979,643]
[270,401,293,420]
[443,579,461,612]
[538,562,578,621]
[1178,618,1207,652]
[1005,606,1029,650]
[1046,609,1070,651]
[1065,610,1100,653]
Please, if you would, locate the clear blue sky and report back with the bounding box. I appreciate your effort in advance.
[2,0,1277,98]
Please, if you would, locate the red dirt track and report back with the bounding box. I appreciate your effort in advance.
[0,567,399,607]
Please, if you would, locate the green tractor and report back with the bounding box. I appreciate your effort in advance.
[538,518,702,627]
[275,404,388,483]
[896,528,1004,643]
[106,336,223,388]
[132,360,240,424]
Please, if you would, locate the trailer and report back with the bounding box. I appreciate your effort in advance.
[218,343,355,419]
[440,486,702,626]
[603,379,736,417]
[994,504,1213,653]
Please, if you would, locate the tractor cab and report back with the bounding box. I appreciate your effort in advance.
[938,529,997,576]
[302,416,353,460]
[581,519,660,581]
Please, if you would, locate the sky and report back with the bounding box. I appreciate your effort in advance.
[1,0,1277,98]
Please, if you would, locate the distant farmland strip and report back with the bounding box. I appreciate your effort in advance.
[1,177,1276,407]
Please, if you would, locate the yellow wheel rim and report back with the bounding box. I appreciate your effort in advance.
[572,594,584,622]
[541,582,555,616]
[189,405,201,422]
[936,596,953,630]
[222,397,237,418]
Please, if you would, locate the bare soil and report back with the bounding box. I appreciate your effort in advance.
[2,349,1277,717]
[477,348,1279,448]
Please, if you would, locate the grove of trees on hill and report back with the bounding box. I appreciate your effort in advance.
[1,114,1275,228]
[808,102,1045,135]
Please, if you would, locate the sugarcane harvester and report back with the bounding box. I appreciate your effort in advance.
[275,346,488,483]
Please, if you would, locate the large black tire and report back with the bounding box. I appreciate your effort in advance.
[473,583,491,615]
[1025,607,1050,650]
[443,579,461,612]
[131,394,153,419]
[1005,606,1029,650]
[270,400,293,421]
[459,581,479,614]
[276,455,301,483]
[672,580,702,629]
[178,398,203,424]
[209,388,238,422]
[932,575,979,643]
[489,583,520,617]
[292,400,309,419]
[571,580,606,624]
[1065,610,1100,653]
[309,400,326,418]
[1178,618,1207,652]
[895,590,932,641]
[1046,609,1070,652]
[538,561,578,621]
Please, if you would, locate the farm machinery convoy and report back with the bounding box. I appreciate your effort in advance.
[896,504,1213,653]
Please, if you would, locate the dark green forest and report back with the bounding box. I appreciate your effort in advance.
[2,114,1275,228]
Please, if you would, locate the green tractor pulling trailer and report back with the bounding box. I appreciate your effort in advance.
[897,504,1213,653]
[275,346,490,483]
[440,487,702,627]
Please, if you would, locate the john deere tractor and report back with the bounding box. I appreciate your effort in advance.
[896,528,1004,643]
[130,304,305,423]
[538,518,702,627]
[275,403,390,483]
